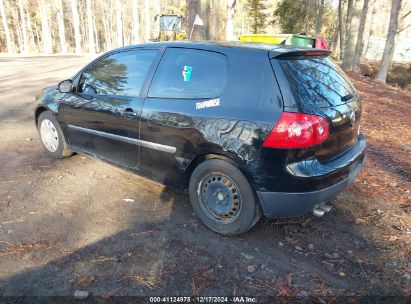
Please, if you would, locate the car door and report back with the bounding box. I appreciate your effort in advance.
[139,47,228,187]
[61,48,159,169]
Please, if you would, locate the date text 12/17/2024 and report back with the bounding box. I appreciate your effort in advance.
[149,296,258,303]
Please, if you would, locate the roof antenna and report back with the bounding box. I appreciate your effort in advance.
[280,38,287,45]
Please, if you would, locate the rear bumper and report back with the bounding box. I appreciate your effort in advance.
[257,152,365,219]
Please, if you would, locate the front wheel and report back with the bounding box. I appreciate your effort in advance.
[37,111,72,159]
[189,158,261,235]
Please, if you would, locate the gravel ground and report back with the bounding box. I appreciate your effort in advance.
[0,56,410,300]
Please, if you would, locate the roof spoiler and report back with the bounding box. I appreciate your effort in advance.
[271,49,331,59]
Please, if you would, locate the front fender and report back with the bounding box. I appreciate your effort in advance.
[34,86,63,125]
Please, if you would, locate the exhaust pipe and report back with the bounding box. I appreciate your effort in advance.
[312,202,332,217]
[313,208,326,217]
[320,203,332,213]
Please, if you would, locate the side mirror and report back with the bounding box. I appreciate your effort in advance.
[58,79,73,93]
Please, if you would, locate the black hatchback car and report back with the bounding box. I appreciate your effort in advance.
[35,42,366,235]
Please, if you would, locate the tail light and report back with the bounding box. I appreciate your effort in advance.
[263,112,329,149]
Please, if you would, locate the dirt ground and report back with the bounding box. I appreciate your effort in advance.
[0,56,410,300]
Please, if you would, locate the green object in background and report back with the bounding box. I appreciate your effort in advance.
[290,35,315,48]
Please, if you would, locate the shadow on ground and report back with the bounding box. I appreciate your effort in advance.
[0,181,403,298]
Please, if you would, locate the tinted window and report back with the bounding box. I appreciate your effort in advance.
[79,49,158,97]
[148,48,227,99]
[277,57,356,107]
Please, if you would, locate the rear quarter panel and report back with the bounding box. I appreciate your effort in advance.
[140,48,284,189]
[191,48,282,158]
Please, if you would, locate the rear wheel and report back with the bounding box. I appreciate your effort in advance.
[37,111,72,159]
[189,158,261,235]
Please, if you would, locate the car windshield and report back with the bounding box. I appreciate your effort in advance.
[277,57,356,107]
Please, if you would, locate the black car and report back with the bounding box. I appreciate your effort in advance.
[34,41,366,235]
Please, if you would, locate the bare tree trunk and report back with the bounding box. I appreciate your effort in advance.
[51,24,56,53]
[343,0,363,70]
[0,0,13,53]
[201,0,211,40]
[116,2,124,47]
[132,0,140,43]
[345,0,354,46]
[79,2,86,50]
[25,3,35,51]
[11,6,22,52]
[226,0,236,41]
[304,0,310,33]
[338,0,344,59]
[144,0,150,41]
[86,0,95,52]
[315,0,325,35]
[364,1,377,58]
[187,0,200,40]
[352,0,370,73]
[210,0,226,40]
[40,1,52,53]
[241,6,245,35]
[93,13,99,52]
[71,0,82,53]
[18,0,28,53]
[109,0,114,48]
[33,16,41,51]
[375,0,402,83]
[187,0,212,40]
[16,22,23,53]
[331,20,339,53]
[102,15,111,50]
[56,0,67,53]
[101,1,112,51]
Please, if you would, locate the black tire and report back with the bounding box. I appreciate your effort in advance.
[189,158,261,235]
[37,111,72,159]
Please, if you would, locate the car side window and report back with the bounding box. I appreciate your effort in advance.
[148,48,227,99]
[78,49,158,97]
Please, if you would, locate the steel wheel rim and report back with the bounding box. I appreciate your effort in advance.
[40,119,59,152]
[199,173,242,223]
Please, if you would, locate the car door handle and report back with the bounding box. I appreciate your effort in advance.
[123,108,138,119]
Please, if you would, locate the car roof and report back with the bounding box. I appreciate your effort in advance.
[114,41,329,58]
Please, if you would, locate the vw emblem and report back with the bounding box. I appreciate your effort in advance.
[349,110,356,125]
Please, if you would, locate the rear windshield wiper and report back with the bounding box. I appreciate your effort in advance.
[341,92,356,102]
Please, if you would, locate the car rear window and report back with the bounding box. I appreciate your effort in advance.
[148,48,227,99]
[276,57,356,108]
